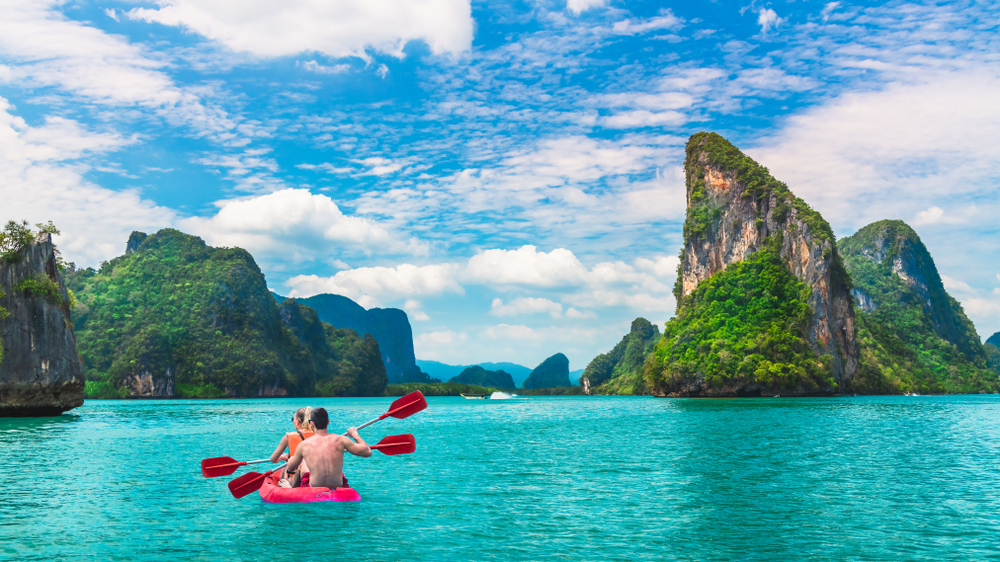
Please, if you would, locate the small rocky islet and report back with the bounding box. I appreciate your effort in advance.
[2,132,999,416]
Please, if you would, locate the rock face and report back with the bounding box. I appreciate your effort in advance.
[0,233,84,416]
[67,229,386,398]
[678,132,858,384]
[839,220,996,393]
[522,353,570,389]
[581,318,659,395]
[448,365,516,389]
[291,293,431,384]
[840,220,984,360]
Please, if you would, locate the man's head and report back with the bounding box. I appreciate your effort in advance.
[309,407,330,431]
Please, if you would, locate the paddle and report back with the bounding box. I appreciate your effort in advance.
[201,456,271,478]
[351,390,428,432]
[226,392,426,499]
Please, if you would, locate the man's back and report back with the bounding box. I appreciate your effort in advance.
[299,433,349,488]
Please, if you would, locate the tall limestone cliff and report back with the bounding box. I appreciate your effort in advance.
[647,132,857,396]
[67,229,386,398]
[0,231,84,416]
[840,220,997,393]
[289,293,432,384]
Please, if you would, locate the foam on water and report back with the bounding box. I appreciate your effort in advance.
[490,391,515,399]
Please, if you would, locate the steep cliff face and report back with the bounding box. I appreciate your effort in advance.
[677,132,858,384]
[0,233,84,416]
[840,221,997,394]
[291,293,431,384]
[67,229,386,398]
[581,318,659,395]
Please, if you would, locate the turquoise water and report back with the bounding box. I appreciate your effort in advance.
[2,395,999,561]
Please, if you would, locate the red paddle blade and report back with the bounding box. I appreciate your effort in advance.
[371,434,416,455]
[387,391,427,419]
[201,456,241,478]
[228,470,270,499]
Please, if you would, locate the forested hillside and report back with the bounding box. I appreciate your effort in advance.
[67,229,386,398]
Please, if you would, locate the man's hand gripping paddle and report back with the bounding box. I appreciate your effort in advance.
[225,391,426,498]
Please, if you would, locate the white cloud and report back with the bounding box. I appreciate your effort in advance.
[749,71,1000,232]
[757,8,784,35]
[612,13,683,36]
[601,109,687,129]
[565,307,596,319]
[566,0,609,15]
[404,299,430,321]
[298,60,351,74]
[127,0,473,59]
[413,330,468,360]
[286,263,464,306]
[483,324,538,341]
[0,97,176,265]
[821,2,841,22]
[491,297,563,318]
[0,1,245,142]
[180,188,423,263]
[467,246,588,287]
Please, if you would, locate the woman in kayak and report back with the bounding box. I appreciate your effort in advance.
[269,406,314,486]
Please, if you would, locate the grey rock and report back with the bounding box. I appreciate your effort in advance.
[0,233,84,416]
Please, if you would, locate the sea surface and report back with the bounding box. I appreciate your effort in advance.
[2,395,999,561]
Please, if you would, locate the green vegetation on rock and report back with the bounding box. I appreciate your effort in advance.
[448,365,515,389]
[67,229,386,398]
[646,237,832,396]
[522,353,571,389]
[840,220,998,394]
[583,318,660,395]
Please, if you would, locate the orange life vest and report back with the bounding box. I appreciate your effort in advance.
[287,430,314,457]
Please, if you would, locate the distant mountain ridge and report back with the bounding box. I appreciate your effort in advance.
[278,292,432,385]
[418,360,533,387]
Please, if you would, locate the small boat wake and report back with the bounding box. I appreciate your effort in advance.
[490,391,517,399]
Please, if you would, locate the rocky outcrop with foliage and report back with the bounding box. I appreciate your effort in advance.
[522,353,571,389]
[581,318,659,395]
[448,365,515,389]
[986,333,1000,375]
[67,229,386,399]
[0,222,84,416]
[647,132,857,397]
[841,220,998,394]
[289,293,433,384]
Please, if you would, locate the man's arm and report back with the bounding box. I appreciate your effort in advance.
[269,435,290,463]
[344,427,372,457]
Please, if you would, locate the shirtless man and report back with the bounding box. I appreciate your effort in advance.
[285,407,371,488]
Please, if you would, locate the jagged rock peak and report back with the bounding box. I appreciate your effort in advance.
[840,219,983,359]
[125,231,148,254]
[0,232,84,416]
[678,132,858,383]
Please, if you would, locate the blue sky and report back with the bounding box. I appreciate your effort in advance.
[2,0,999,370]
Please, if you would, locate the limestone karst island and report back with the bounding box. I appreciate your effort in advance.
[3,1,999,560]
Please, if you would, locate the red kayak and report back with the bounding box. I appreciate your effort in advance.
[258,471,361,503]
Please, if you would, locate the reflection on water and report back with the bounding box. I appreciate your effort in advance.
[1,395,999,561]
